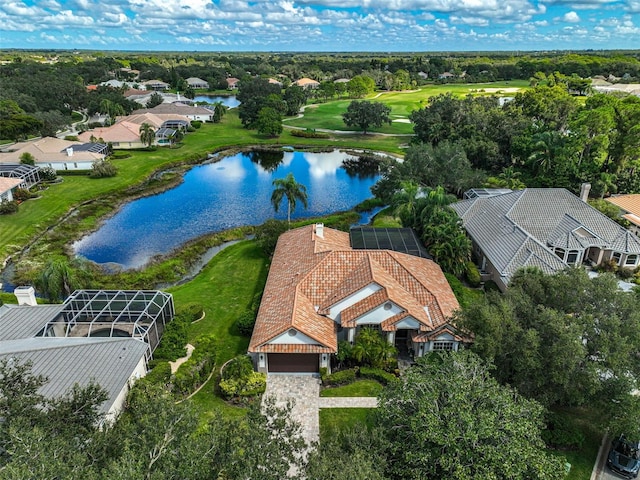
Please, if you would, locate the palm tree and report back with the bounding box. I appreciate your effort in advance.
[271,173,308,226]
[36,258,83,301]
[139,123,155,148]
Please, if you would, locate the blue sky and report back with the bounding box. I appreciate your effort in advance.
[1,0,639,51]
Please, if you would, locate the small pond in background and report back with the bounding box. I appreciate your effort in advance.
[192,95,240,108]
[73,149,381,270]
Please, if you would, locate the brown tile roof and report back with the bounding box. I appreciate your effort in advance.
[606,194,640,227]
[248,225,461,354]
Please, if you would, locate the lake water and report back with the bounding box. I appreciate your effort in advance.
[192,95,240,108]
[73,149,380,269]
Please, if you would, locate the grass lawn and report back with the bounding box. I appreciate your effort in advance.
[319,408,376,441]
[550,407,604,480]
[285,81,529,134]
[166,240,269,420]
[320,380,383,397]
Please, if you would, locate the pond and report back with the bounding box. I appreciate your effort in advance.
[73,149,382,270]
[192,95,240,108]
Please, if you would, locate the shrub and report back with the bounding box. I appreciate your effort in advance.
[336,340,354,368]
[290,129,329,139]
[358,366,398,385]
[0,201,18,215]
[39,166,58,182]
[178,302,204,322]
[235,310,256,337]
[190,120,202,129]
[141,361,172,386]
[64,135,79,141]
[110,151,131,160]
[219,372,266,398]
[172,334,216,397]
[618,267,634,281]
[221,355,254,381]
[153,313,189,361]
[19,152,35,165]
[12,188,32,202]
[319,367,328,383]
[542,412,585,450]
[187,126,196,133]
[465,261,481,287]
[324,368,357,386]
[90,159,118,178]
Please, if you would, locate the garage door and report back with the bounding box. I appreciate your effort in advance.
[268,354,319,373]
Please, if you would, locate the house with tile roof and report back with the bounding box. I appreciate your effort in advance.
[0,137,108,171]
[226,77,240,89]
[451,188,640,291]
[294,78,320,89]
[605,194,640,238]
[132,103,215,122]
[186,77,209,89]
[248,224,466,374]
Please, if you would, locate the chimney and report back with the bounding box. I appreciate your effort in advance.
[66,147,74,157]
[315,223,324,239]
[580,183,591,202]
[14,286,37,306]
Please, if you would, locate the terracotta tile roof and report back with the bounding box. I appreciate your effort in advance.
[0,177,22,194]
[606,194,640,227]
[248,225,461,355]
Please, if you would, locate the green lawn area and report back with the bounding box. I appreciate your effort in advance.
[285,81,529,134]
[166,240,269,420]
[551,407,604,480]
[320,380,383,397]
[319,408,376,441]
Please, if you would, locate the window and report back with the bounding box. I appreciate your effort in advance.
[555,248,565,260]
[625,255,638,266]
[566,251,579,265]
[432,341,454,351]
[612,252,622,265]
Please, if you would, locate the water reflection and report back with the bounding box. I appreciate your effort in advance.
[74,149,380,269]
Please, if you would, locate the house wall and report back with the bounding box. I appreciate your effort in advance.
[1,189,14,202]
[112,141,145,150]
[104,355,147,424]
[472,241,508,292]
[43,161,96,171]
[328,283,381,320]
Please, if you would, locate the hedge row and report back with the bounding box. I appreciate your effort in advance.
[290,129,330,139]
[321,366,398,386]
[153,303,204,361]
[172,334,216,397]
[358,366,398,385]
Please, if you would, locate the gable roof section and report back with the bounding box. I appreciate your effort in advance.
[0,177,22,195]
[249,225,460,354]
[0,304,63,341]
[606,194,640,228]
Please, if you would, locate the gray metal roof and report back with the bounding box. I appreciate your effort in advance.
[0,338,148,414]
[0,304,63,341]
[451,188,640,282]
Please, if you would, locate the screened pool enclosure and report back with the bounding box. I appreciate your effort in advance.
[40,290,174,359]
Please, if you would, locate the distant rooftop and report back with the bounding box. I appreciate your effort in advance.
[463,188,513,199]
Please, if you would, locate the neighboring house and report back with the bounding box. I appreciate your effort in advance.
[143,79,170,91]
[132,103,215,122]
[0,287,174,423]
[334,78,350,84]
[451,187,640,291]
[0,137,108,171]
[99,79,144,90]
[126,91,184,106]
[268,78,283,87]
[79,113,191,149]
[605,194,640,237]
[0,177,23,202]
[226,77,240,89]
[294,77,320,89]
[186,77,209,89]
[248,224,467,374]
[438,72,455,80]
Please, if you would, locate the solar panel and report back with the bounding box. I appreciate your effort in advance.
[349,227,431,259]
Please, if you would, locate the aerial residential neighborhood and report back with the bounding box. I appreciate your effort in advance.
[1,45,640,479]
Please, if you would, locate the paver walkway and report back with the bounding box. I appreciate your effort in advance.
[262,374,379,447]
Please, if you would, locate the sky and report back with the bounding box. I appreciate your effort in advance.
[0,0,639,52]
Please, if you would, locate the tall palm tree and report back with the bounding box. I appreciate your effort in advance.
[271,173,308,226]
[139,123,155,148]
[212,102,227,123]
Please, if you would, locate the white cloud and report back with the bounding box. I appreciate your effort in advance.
[562,11,581,21]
